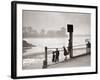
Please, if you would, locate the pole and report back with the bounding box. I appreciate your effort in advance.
[42,46,47,68]
[69,32,73,58]
[45,46,47,65]
[67,24,73,58]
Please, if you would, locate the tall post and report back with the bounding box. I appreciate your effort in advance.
[43,46,47,68]
[45,46,47,65]
[67,24,73,58]
[69,32,73,58]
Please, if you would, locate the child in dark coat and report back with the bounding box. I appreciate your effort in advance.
[63,46,69,61]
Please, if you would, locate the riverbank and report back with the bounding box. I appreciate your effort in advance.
[23,54,90,69]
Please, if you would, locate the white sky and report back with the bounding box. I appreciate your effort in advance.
[22,10,91,35]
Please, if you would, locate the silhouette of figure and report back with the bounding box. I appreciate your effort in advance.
[87,41,91,48]
[52,51,56,62]
[56,48,60,62]
[68,39,71,54]
[63,46,69,61]
[86,41,91,54]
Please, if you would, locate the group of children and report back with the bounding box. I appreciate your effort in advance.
[52,40,91,63]
[52,46,69,63]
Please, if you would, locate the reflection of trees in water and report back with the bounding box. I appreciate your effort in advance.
[23,47,32,53]
[23,47,26,53]
[23,40,35,53]
[23,26,67,38]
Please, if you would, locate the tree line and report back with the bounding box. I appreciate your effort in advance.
[23,26,68,38]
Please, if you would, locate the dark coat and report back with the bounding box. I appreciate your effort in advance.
[87,42,91,48]
[63,47,69,56]
[52,52,56,62]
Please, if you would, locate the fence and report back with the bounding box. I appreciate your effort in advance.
[42,43,91,68]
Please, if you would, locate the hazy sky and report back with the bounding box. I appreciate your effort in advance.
[22,10,91,35]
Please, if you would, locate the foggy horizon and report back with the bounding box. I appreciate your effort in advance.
[22,10,91,35]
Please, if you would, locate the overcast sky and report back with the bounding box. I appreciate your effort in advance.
[22,10,91,35]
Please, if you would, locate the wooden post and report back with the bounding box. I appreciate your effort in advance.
[69,32,73,58]
[43,46,47,68]
[67,24,73,58]
[45,46,47,65]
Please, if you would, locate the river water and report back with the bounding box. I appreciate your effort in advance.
[22,36,90,69]
[23,36,90,54]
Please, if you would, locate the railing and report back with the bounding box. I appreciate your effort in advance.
[42,44,91,68]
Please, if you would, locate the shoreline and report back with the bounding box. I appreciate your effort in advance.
[23,54,90,70]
